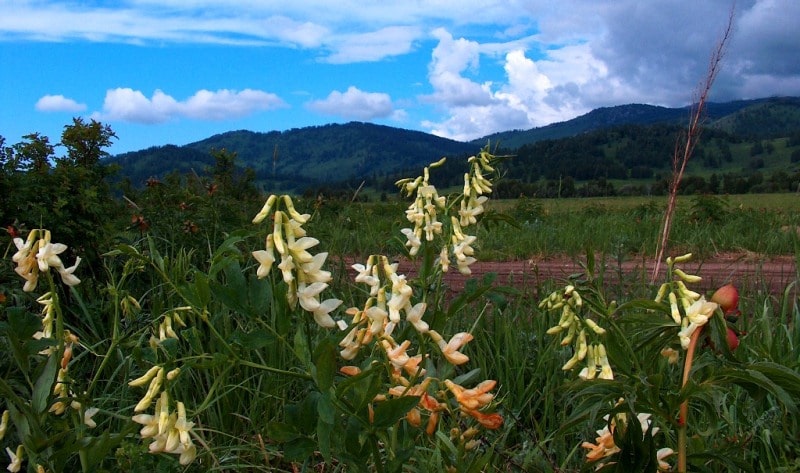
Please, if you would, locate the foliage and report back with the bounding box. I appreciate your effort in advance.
[1,121,799,472]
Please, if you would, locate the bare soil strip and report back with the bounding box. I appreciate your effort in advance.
[378,254,798,298]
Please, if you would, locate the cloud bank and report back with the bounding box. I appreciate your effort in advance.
[93,88,287,123]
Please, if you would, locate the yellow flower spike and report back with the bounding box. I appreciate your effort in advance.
[560,323,577,346]
[272,210,286,255]
[597,344,614,380]
[571,290,583,308]
[576,329,588,360]
[674,268,702,284]
[562,351,581,371]
[6,444,23,473]
[0,410,9,440]
[668,292,681,324]
[129,366,161,388]
[654,283,669,303]
[545,325,564,335]
[584,318,606,335]
[676,281,701,301]
[559,306,576,328]
[283,195,310,224]
[430,156,447,168]
[156,391,171,435]
[252,194,278,224]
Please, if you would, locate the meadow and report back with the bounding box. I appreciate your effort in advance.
[1,145,799,473]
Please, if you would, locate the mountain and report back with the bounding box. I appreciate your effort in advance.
[474,97,788,150]
[112,122,476,191]
[109,97,800,191]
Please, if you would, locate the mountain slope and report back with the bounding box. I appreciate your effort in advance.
[109,97,800,191]
[113,122,477,191]
[475,97,785,150]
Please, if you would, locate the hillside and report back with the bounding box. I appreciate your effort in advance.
[113,122,476,192]
[109,97,800,193]
[475,97,785,150]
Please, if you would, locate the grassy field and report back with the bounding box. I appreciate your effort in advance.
[306,193,800,261]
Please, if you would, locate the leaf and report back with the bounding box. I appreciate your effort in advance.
[229,328,275,350]
[313,338,337,391]
[33,354,58,414]
[372,396,420,429]
[266,421,301,442]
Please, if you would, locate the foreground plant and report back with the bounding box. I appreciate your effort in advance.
[539,252,800,472]
[250,146,506,470]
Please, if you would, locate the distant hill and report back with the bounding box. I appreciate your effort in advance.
[109,96,800,192]
[113,122,476,192]
[474,97,790,150]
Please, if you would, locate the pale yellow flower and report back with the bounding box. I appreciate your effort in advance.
[84,407,100,428]
[252,236,276,278]
[0,411,9,440]
[5,445,23,472]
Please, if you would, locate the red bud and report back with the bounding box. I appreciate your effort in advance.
[726,327,740,351]
[711,284,739,314]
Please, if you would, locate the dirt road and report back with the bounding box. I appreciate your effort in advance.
[385,253,798,298]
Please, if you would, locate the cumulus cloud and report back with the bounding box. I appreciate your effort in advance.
[35,94,87,113]
[94,88,287,124]
[421,32,607,141]
[306,86,397,120]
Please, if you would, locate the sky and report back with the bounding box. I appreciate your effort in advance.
[2,0,800,155]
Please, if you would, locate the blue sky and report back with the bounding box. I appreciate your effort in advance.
[2,0,800,155]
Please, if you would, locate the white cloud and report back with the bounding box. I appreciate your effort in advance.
[94,88,286,124]
[324,26,421,63]
[421,32,608,141]
[424,28,493,108]
[306,86,396,120]
[35,94,87,113]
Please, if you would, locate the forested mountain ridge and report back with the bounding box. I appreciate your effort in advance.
[112,122,476,192]
[109,96,800,194]
[475,97,799,149]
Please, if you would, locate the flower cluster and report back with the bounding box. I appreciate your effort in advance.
[540,285,612,379]
[132,391,197,466]
[396,147,498,275]
[11,229,81,292]
[252,194,342,328]
[340,255,472,367]
[340,253,502,437]
[654,253,719,349]
[581,410,673,470]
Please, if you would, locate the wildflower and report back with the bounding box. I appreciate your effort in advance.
[310,298,343,328]
[677,297,718,349]
[400,228,422,256]
[582,412,663,469]
[6,445,23,473]
[444,379,503,429]
[84,407,100,428]
[429,330,473,365]
[660,347,680,364]
[405,302,429,333]
[0,411,9,440]
[252,235,276,278]
[388,273,412,323]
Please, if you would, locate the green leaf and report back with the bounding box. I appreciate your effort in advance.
[33,354,58,414]
[372,396,420,429]
[266,421,301,442]
[229,328,275,350]
[317,390,335,425]
[313,338,337,391]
